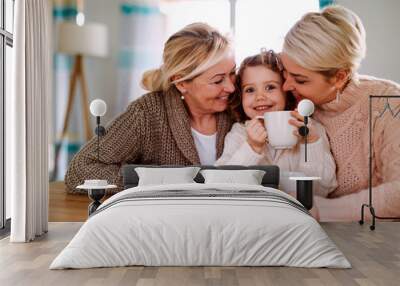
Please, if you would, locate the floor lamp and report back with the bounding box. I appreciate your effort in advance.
[53,21,108,180]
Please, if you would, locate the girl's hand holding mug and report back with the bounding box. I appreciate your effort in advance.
[245,118,267,154]
[289,110,319,143]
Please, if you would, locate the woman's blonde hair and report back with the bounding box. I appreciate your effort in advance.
[141,23,232,92]
[283,5,366,78]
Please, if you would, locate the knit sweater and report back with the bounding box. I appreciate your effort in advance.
[215,120,338,197]
[65,90,233,193]
[312,74,400,221]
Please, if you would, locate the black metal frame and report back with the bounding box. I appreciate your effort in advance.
[88,189,105,216]
[0,0,14,233]
[359,95,400,230]
[296,180,313,210]
[87,117,107,216]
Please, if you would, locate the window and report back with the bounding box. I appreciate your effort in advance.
[160,0,319,63]
[235,0,319,62]
[160,0,231,39]
[1,0,14,234]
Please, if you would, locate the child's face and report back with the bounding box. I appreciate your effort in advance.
[241,66,286,119]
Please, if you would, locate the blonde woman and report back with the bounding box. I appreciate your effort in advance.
[65,23,236,193]
[281,5,400,221]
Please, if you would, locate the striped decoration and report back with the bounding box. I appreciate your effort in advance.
[319,0,335,9]
[120,3,160,15]
[116,1,164,112]
[52,6,77,19]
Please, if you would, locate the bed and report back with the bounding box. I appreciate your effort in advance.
[50,165,350,269]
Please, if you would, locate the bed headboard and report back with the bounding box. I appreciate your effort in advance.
[121,165,280,189]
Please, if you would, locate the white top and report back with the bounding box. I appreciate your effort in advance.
[215,120,338,197]
[191,128,217,165]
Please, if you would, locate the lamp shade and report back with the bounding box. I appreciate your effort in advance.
[90,99,107,117]
[298,99,315,117]
[57,22,109,57]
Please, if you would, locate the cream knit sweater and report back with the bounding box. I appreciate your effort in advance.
[215,120,338,197]
[313,74,400,221]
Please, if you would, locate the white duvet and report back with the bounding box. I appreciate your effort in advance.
[50,183,351,269]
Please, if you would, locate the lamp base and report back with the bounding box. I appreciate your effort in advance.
[296,180,313,210]
[88,188,105,216]
[95,125,106,136]
[289,177,320,211]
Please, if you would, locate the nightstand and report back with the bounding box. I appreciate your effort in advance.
[77,180,117,216]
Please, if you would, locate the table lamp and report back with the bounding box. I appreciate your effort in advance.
[90,99,107,163]
[289,99,319,211]
[298,99,315,162]
[77,99,116,216]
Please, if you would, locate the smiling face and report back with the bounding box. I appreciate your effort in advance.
[178,54,236,115]
[280,53,338,105]
[241,66,286,119]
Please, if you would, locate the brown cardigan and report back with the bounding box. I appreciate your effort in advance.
[65,89,233,193]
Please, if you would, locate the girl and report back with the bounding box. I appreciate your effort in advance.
[216,50,337,197]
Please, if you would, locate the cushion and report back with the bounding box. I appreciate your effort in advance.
[135,167,201,186]
[122,165,280,189]
[200,169,266,185]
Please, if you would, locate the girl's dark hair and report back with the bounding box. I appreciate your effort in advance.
[229,49,297,122]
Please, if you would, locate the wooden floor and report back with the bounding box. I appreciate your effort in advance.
[0,222,400,286]
[1,182,398,285]
[1,222,399,286]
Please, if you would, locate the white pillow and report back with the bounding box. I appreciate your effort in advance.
[200,169,266,185]
[135,167,201,186]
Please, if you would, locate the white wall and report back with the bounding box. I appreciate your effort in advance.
[336,0,400,83]
[84,0,119,124]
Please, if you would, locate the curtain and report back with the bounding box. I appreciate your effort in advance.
[7,0,51,242]
[116,0,165,113]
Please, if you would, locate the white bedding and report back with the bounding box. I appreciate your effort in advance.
[50,183,351,269]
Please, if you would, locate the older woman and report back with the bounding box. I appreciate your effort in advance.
[65,23,236,193]
[281,5,400,221]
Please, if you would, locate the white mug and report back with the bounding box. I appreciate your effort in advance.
[257,111,298,149]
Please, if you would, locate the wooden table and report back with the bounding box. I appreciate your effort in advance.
[49,181,110,222]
